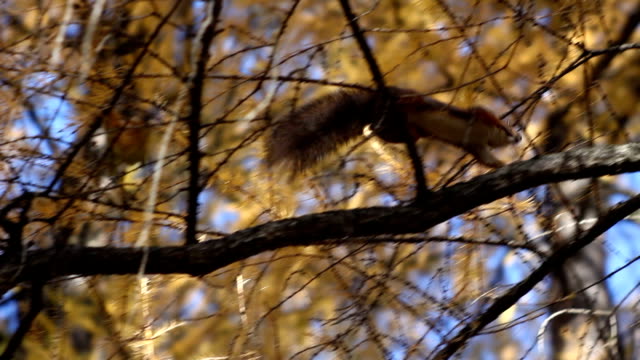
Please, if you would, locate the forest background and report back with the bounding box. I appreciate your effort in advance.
[1,0,640,359]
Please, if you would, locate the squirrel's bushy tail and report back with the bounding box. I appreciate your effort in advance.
[265,89,375,174]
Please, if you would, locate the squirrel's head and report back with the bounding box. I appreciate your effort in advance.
[469,107,521,145]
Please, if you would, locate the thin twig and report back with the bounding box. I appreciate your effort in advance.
[0,282,44,360]
[45,0,184,194]
[432,194,640,359]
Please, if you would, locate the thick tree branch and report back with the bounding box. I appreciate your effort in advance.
[2,144,640,294]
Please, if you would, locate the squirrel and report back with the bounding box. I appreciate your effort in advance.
[265,87,520,175]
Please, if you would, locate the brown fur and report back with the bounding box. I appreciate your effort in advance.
[265,88,519,175]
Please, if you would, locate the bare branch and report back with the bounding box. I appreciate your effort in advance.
[185,0,223,245]
[2,143,640,294]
